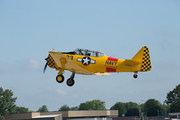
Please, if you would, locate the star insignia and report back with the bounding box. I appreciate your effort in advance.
[77,57,96,66]
[82,57,91,66]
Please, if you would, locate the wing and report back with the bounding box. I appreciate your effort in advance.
[49,51,94,75]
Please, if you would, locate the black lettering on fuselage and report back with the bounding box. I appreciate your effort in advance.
[105,60,117,66]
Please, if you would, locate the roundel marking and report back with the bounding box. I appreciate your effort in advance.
[82,57,91,66]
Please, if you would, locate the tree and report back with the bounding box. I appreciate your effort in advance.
[144,99,163,117]
[124,102,139,117]
[37,105,48,112]
[12,106,29,113]
[124,102,139,110]
[125,108,139,116]
[28,110,35,113]
[0,87,17,118]
[59,105,71,111]
[71,106,79,111]
[165,84,180,112]
[110,102,126,117]
[79,103,88,110]
[110,102,139,117]
[0,115,5,120]
[79,100,106,110]
[161,104,170,117]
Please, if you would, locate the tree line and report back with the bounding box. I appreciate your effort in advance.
[1,84,180,120]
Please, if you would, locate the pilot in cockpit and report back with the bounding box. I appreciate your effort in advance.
[85,50,90,56]
[96,52,99,57]
[79,49,83,55]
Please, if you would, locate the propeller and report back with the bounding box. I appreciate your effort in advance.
[43,57,49,73]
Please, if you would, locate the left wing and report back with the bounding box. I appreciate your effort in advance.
[49,51,94,75]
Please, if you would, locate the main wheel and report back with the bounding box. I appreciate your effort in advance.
[56,75,64,83]
[133,74,138,78]
[67,79,75,86]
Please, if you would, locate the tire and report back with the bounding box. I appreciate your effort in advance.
[67,79,75,86]
[56,75,64,83]
[133,74,138,78]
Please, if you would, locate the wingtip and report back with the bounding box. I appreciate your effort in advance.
[49,51,62,55]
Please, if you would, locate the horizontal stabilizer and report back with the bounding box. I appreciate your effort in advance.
[94,72,111,75]
[123,59,141,66]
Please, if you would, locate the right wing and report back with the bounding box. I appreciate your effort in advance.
[49,51,94,75]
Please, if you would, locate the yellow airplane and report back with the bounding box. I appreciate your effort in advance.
[44,46,151,86]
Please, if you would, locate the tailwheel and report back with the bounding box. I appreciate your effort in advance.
[133,74,138,78]
[67,78,75,86]
[56,75,64,83]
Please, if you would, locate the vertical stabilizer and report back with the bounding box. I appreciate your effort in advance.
[132,46,151,72]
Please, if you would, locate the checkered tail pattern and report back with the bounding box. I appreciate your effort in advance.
[141,46,152,72]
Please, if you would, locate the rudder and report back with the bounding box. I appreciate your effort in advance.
[141,46,151,71]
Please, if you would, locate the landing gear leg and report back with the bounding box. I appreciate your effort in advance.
[67,72,75,87]
[133,72,138,78]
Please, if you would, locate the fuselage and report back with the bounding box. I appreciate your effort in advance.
[62,53,135,73]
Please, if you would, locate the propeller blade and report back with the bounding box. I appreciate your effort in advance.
[43,56,49,73]
[43,62,48,73]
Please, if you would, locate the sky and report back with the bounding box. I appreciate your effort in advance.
[0,0,180,111]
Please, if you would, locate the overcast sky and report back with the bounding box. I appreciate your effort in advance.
[0,0,180,111]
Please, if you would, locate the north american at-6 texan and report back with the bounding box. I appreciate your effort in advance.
[44,46,151,86]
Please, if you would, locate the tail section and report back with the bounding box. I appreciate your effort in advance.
[132,46,151,72]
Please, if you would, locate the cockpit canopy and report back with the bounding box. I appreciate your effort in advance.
[74,48,105,57]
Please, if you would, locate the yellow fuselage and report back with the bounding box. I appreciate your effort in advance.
[62,54,136,73]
